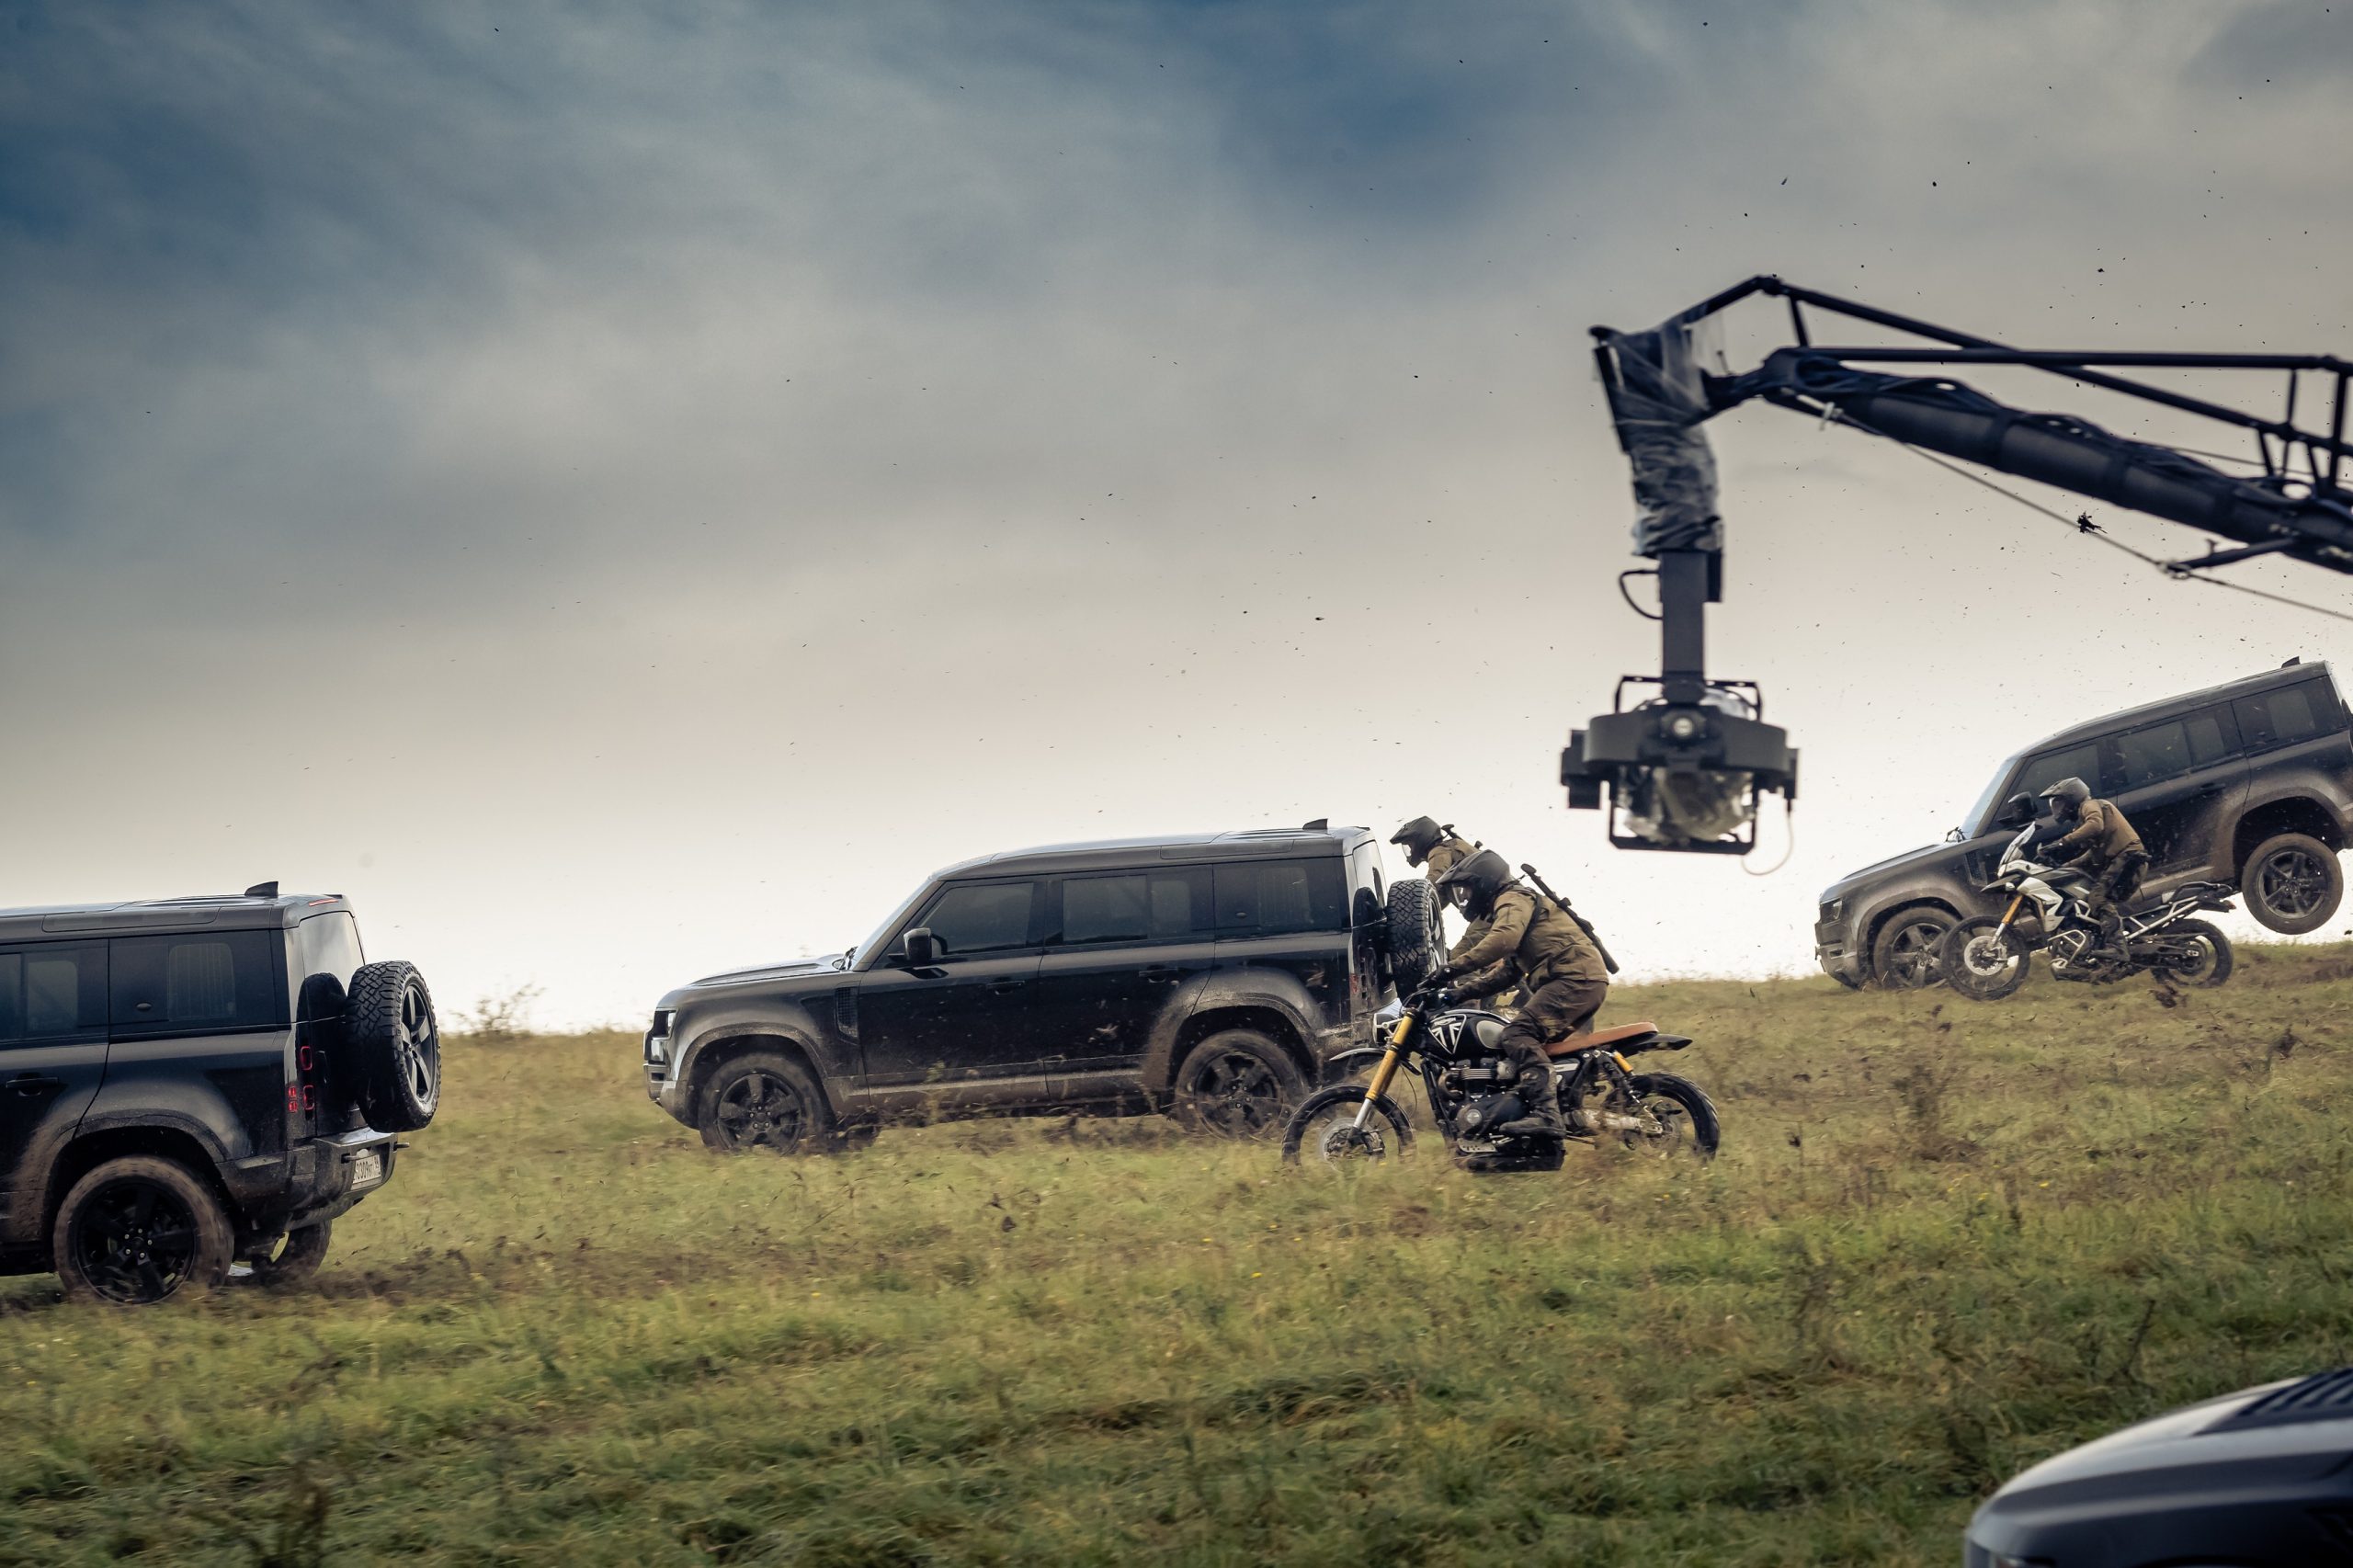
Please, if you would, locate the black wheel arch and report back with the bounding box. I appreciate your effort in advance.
[684,1030,843,1119]
[25,1123,233,1252]
[1147,1003,1317,1108]
[1862,898,1965,968]
[2231,794,2346,870]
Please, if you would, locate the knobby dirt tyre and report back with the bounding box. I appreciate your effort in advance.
[1382,878,1446,997]
[2162,918,2234,988]
[343,960,441,1132]
[1281,1086,1415,1165]
[1620,1073,1721,1160]
[1940,916,2032,1001]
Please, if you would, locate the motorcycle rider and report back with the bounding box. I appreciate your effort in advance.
[1394,817,1525,1007]
[1425,850,1610,1142]
[1391,817,1479,881]
[2039,776,2149,954]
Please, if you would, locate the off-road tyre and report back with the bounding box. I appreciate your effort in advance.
[53,1155,234,1305]
[1941,916,2032,1001]
[699,1051,834,1154]
[344,960,440,1131]
[1615,1073,1722,1160]
[2241,833,2342,935]
[1281,1085,1415,1165]
[233,1221,333,1289]
[1870,906,1955,990]
[2160,918,2234,988]
[1382,878,1446,997]
[1172,1028,1309,1140]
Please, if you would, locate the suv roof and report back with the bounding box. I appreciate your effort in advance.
[0,892,348,943]
[938,825,1376,880]
[2022,662,2334,757]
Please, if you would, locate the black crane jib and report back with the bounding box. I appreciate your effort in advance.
[1563,275,2353,854]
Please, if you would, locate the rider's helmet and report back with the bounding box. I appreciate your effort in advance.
[2038,777,2092,819]
[1434,848,1514,919]
[2004,792,2040,826]
[1389,816,1448,867]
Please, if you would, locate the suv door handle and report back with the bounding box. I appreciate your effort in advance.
[6,1073,64,1096]
[984,978,1029,993]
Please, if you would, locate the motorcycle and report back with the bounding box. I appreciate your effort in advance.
[1940,823,2237,1001]
[1280,986,1720,1171]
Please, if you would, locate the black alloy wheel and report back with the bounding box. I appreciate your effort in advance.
[1173,1029,1308,1140]
[54,1157,233,1305]
[1871,910,1954,990]
[392,980,438,1118]
[714,1067,810,1151]
[2244,834,2342,935]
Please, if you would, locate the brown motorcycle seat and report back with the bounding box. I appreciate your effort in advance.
[1543,1021,1659,1059]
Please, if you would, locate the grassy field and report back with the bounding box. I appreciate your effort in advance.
[6,949,2353,1566]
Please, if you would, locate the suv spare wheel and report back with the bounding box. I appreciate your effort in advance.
[344,960,442,1132]
[1382,878,1446,995]
[2241,832,2344,935]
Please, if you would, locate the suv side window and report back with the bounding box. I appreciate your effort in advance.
[2016,740,2105,799]
[109,931,286,1036]
[2186,706,2234,766]
[915,881,1041,956]
[1213,858,1347,936]
[1057,869,1210,945]
[2115,720,2192,790]
[0,945,108,1042]
[2234,682,2325,753]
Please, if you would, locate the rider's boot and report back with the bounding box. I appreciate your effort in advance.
[2096,906,2129,961]
[1494,1070,1568,1142]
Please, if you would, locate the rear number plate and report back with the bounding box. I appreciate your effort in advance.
[349,1149,384,1189]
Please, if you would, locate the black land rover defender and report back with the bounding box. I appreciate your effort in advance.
[0,889,439,1303]
[645,825,1444,1151]
[1819,663,2353,988]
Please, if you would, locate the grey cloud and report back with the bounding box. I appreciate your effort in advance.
[2188,0,2353,88]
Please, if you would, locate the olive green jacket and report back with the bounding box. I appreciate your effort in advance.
[1448,887,1609,994]
[1421,836,1479,881]
[2055,800,2144,869]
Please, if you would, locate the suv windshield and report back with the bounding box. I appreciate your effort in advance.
[1957,754,2023,841]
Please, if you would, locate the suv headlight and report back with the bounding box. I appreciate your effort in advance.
[644,1010,675,1066]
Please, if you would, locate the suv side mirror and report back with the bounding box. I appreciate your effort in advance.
[902,927,940,967]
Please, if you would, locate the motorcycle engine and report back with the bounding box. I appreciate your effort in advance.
[1442,1052,1516,1142]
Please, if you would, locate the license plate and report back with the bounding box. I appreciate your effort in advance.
[349,1148,384,1189]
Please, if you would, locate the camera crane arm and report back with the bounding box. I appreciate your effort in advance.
[1565,275,2353,854]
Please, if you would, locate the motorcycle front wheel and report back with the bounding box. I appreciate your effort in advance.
[1280,1087,1415,1166]
[1942,916,2033,1000]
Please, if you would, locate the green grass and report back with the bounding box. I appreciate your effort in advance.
[8,947,2353,1565]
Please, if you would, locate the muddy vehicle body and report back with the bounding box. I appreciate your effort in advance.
[646,825,1436,1150]
[1816,664,2353,988]
[0,891,438,1302]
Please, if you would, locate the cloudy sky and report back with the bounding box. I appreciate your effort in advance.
[4,0,2349,1027]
